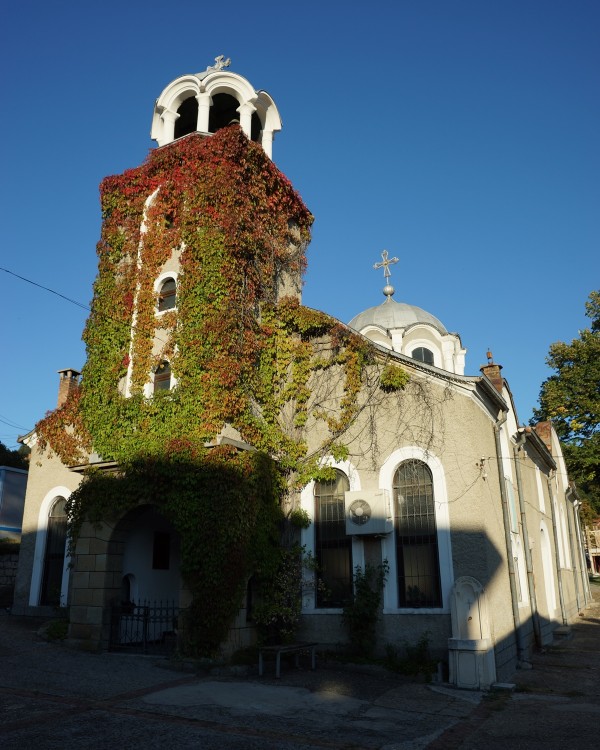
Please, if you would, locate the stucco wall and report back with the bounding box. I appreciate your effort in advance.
[12,443,82,614]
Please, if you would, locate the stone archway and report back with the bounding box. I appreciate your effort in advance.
[68,504,182,650]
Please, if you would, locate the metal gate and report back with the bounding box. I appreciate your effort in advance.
[109,600,179,655]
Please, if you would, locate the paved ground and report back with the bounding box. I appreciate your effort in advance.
[1,583,599,749]
[433,581,600,750]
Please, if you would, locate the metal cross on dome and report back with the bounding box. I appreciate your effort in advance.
[373,250,399,298]
[373,250,399,279]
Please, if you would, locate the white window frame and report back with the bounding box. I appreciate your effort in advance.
[406,343,438,367]
[379,447,453,614]
[300,458,363,613]
[155,272,178,315]
[29,487,72,607]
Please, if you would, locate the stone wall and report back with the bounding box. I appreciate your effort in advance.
[0,547,20,608]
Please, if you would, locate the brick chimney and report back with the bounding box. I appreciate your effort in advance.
[57,368,81,408]
[534,420,553,453]
[480,362,504,393]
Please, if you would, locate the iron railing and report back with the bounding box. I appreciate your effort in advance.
[109,599,180,655]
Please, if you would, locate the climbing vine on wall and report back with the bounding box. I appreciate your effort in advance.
[66,446,284,654]
[36,126,415,654]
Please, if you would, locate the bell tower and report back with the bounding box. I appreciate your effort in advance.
[151,56,282,159]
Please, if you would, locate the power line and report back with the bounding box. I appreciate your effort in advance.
[0,413,30,431]
[0,265,170,347]
[0,266,90,311]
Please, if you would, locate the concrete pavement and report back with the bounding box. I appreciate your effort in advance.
[430,580,600,750]
[1,582,599,749]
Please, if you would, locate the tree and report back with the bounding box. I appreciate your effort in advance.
[0,440,29,470]
[533,290,600,514]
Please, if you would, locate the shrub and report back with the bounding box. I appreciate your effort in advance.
[342,562,388,657]
[384,632,437,679]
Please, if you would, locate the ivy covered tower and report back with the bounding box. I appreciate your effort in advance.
[78,58,312,465]
[29,59,315,652]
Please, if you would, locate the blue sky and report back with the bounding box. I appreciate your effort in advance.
[1,0,598,449]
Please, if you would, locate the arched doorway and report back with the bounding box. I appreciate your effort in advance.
[108,506,183,653]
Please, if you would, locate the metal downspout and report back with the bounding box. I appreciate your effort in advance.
[564,494,582,612]
[513,437,542,648]
[577,503,592,603]
[547,473,568,625]
[569,493,591,605]
[493,415,527,662]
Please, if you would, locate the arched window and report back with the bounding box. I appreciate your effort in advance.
[158,278,176,311]
[40,497,68,606]
[154,361,172,392]
[412,347,434,365]
[393,460,442,607]
[314,471,352,607]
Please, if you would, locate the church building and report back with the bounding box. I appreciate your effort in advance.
[13,60,590,689]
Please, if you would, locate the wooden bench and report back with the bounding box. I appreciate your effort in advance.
[258,642,317,678]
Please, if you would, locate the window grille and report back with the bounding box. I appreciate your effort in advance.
[314,471,352,607]
[394,460,442,607]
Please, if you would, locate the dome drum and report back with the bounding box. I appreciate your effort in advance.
[349,298,466,375]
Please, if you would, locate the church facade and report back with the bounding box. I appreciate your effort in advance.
[13,61,590,688]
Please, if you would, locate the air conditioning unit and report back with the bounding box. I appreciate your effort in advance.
[345,490,393,536]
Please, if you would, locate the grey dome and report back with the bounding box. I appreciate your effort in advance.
[348,298,448,335]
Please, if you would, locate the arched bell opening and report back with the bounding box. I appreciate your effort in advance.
[151,69,281,156]
[251,112,262,142]
[174,96,198,139]
[209,93,241,133]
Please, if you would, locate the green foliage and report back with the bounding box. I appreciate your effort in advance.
[68,448,283,655]
[33,127,412,656]
[379,364,410,392]
[342,562,389,657]
[37,130,378,481]
[288,508,311,529]
[384,633,437,679]
[252,546,305,644]
[0,441,29,470]
[43,618,69,642]
[533,290,600,513]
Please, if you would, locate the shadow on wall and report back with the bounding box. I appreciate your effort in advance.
[9,477,587,686]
